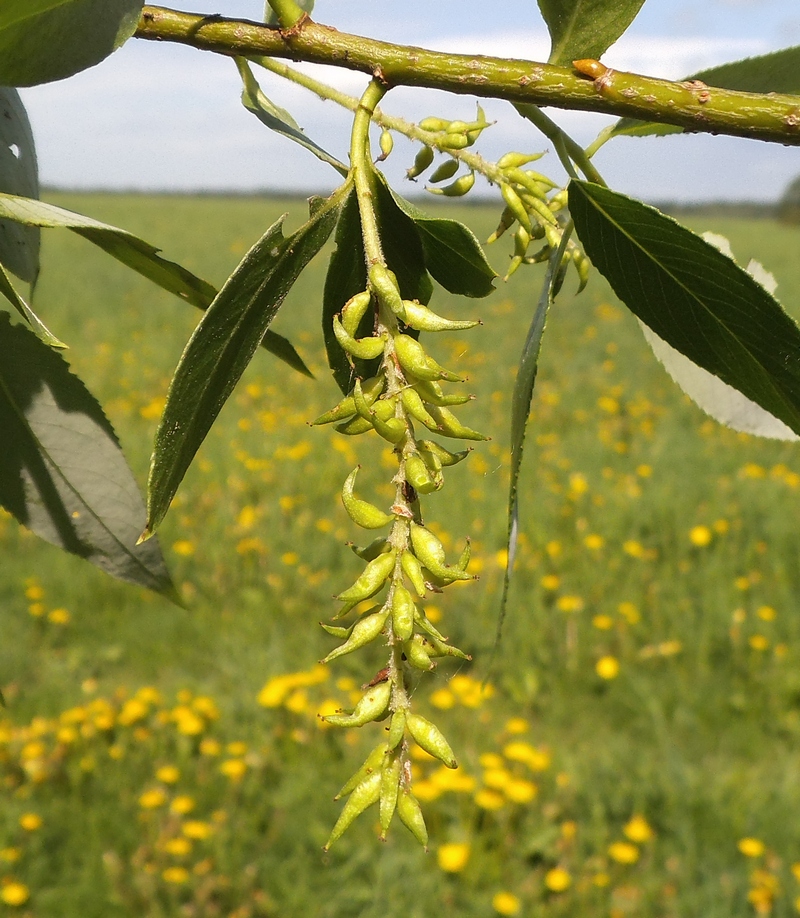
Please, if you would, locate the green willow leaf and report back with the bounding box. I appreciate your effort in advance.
[0,0,143,86]
[0,194,216,308]
[146,186,348,537]
[569,181,800,435]
[261,329,313,378]
[0,89,39,285]
[0,263,64,348]
[0,313,176,598]
[237,58,348,178]
[610,45,800,140]
[323,186,367,395]
[494,230,571,652]
[386,187,497,298]
[537,0,647,66]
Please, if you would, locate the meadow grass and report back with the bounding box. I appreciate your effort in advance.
[1,192,800,916]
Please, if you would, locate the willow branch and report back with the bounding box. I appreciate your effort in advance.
[137,6,800,147]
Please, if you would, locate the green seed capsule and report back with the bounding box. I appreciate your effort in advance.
[501,183,532,233]
[386,711,406,750]
[439,133,469,150]
[379,752,402,836]
[487,205,517,245]
[369,263,405,318]
[574,248,591,293]
[341,290,373,337]
[428,635,471,661]
[333,316,386,360]
[371,411,406,445]
[397,788,428,848]
[428,159,460,183]
[342,467,394,530]
[405,634,435,671]
[311,395,356,426]
[323,679,392,729]
[401,387,439,430]
[419,116,450,132]
[394,334,462,383]
[335,743,387,800]
[413,606,448,643]
[335,415,374,436]
[428,171,475,197]
[378,130,394,161]
[456,538,471,572]
[413,380,474,408]
[426,405,489,442]
[497,151,545,170]
[320,622,353,639]
[407,145,434,179]
[400,300,479,333]
[400,550,427,597]
[410,522,472,583]
[324,770,382,850]
[391,584,416,642]
[336,549,397,604]
[406,713,457,768]
[349,538,390,561]
[405,454,439,495]
[322,606,391,664]
[417,438,471,467]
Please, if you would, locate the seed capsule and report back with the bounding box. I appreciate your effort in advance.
[406,713,457,768]
[323,678,392,728]
[369,263,405,318]
[397,788,428,848]
[405,454,439,494]
[409,522,472,583]
[405,634,435,671]
[336,548,397,604]
[428,159,460,183]
[320,622,353,639]
[427,635,471,661]
[378,130,394,161]
[342,467,394,530]
[413,380,473,407]
[400,550,427,597]
[419,116,450,132]
[426,405,489,442]
[341,290,373,337]
[349,538,390,561]
[311,394,357,426]
[413,606,447,642]
[401,387,440,430]
[334,742,387,799]
[386,710,406,750]
[439,133,469,150]
[324,769,382,850]
[391,584,416,642]
[335,414,374,436]
[417,438,471,467]
[322,606,391,664]
[333,316,386,360]
[407,145,434,179]
[501,183,532,233]
[487,205,517,245]
[394,334,462,383]
[400,300,479,333]
[428,171,475,197]
[497,151,545,170]
[379,752,402,836]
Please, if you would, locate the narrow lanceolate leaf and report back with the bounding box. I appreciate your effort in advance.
[387,187,497,298]
[495,230,571,651]
[146,186,347,536]
[610,45,800,140]
[0,89,39,285]
[0,262,64,348]
[0,313,175,598]
[237,58,348,178]
[569,181,800,436]
[0,194,216,309]
[537,0,647,66]
[0,0,143,86]
[323,185,366,395]
[261,330,313,378]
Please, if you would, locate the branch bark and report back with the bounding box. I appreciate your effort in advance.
[136,6,800,147]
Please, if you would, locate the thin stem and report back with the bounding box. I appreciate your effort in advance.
[137,7,800,147]
[514,104,607,186]
[349,80,387,268]
[264,0,305,29]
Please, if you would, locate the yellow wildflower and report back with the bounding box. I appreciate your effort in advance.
[544,867,571,892]
[19,813,42,831]
[437,842,470,873]
[0,882,29,906]
[596,656,620,680]
[492,891,521,915]
[608,841,639,864]
[738,837,765,858]
[623,815,654,843]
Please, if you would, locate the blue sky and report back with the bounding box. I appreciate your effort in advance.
[19,0,800,202]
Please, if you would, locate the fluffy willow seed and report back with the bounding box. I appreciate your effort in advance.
[406,713,457,768]
[324,770,382,850]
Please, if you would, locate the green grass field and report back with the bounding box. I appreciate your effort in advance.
[2,192,800,917]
